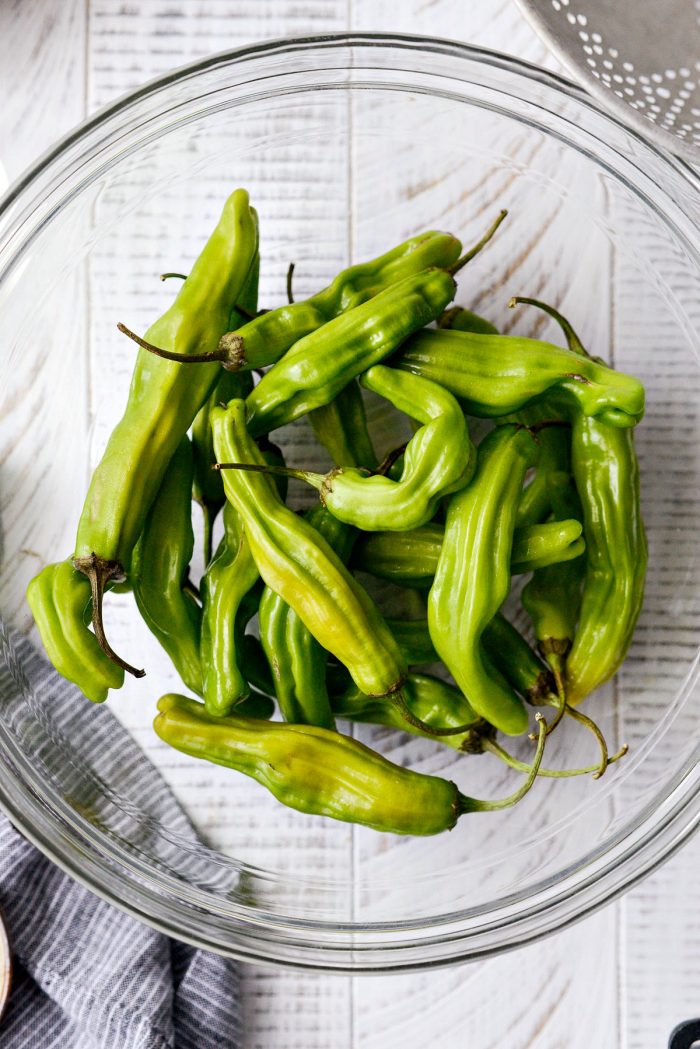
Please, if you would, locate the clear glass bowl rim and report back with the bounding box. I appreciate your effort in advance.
[1,32,700,973]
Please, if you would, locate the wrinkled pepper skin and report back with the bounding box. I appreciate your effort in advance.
[245,269,457,437]
[259,506,356,730]
[211,400,406,698]
[353,518,584,586]
[154,694,461,836]
[566,420,647,704]
[191,250,258,561]
[131,438,202,695]
[522,466,586,669]
[395,328,645,429]
[385,614,555,705]
[227,230,461,371]
[74,189,259,570]
[511,298,647,704]
[26,562,124,703]
[303,366,475,531]
[481,613,556,704]
[428,426,537,735]
[200,501,260,717]
[331,672,481,750]
[439,306,499,336]
[258,383,374,729]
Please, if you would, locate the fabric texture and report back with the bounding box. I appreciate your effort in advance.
[0,629,241,1049]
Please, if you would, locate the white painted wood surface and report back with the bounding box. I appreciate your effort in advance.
[1,3,699,1048]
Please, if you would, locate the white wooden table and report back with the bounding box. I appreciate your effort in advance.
[1,3,698,1047]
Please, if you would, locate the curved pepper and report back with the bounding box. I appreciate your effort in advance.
[211,399,406,700]
[509,298,647,705]
[217,230,461,372]
[191,250,259,563]
[200,501,260,717]
[46,189,259,686]
[394,328,645,428]
[308,379,377,471]
[131,437,202,696]
[244,268,458,437]
[26,561,124,703]
[352,518,585,586]
[428,425,538,735]
[154,694,546,836]
[275,366,475,531]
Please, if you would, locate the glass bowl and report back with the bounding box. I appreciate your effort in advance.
[1,34,700,973]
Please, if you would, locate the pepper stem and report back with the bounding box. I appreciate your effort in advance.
[213,461,326,490]
[286,262,295,305]
[117,321,245,371]
[482,737,628,778]
[448,209,508,276]
[564,705,609,779]
[374,442,408,478]
[460,713,547,812]
[389,690,481,737]
[72,554,145,678]
[508,296,587,357]
[159,271,187,281]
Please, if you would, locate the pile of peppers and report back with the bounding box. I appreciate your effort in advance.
[27,189,647,837]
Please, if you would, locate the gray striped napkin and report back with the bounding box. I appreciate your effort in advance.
[0,629,242,1049]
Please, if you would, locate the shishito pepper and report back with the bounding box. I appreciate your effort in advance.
[211,400,473,737]
[131,437,202,696]
[428,425,538,736]
[26,561,124,704]
[352,518,584,586]
[260,365,475,531]
[154,694,547,836]
[244,268,459,437]
[211,400,405,698]
[27,189,259,696]
[191,249,259,564]
[509,298,647,706]
[394,327,645,428]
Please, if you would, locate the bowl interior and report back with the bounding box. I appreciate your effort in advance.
[1,38,699,965]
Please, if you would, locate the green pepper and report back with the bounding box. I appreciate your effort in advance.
[199,501,259,717]
[258,506,356,730]
[191,251,259,564]
[509,298,647,706]
[26,561,124,703]
[438,305,499,335]
[244,269,458,437]
[264,366,475,531]
[308,379,377,470]
[352,518,585,586]
[212,399,473,737]
[131,437,202,696]
[567,420,646,704]
[480,612,556,705]
[384,613,555,705]
[428,425,538,736]
[211,399,404,698]
[154,694,546,836]
[394,328,645,428]
[332,671,481,743]
[217,230,462,371]
[37,189,259,688]
[258,381,374,729]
